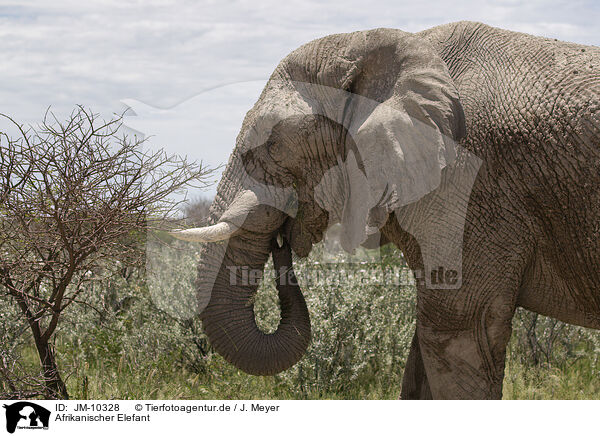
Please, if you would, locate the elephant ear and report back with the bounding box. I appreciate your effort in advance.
[232,29,464,253]
[326,29,466,251]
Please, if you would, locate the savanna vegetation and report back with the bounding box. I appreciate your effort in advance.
[1,109,600,400]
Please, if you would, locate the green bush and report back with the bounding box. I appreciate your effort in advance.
[253,244,416,398]
[4,237,600,399]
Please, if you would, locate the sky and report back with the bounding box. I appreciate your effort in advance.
[0,0,598,198]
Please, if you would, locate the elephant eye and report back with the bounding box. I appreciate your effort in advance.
[267,140,282,156]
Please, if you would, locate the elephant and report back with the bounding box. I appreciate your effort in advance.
[171,21,600,399]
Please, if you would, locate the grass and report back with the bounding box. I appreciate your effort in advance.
[58,354,404,400]
[11,315,600,400]
[503,349,600,400]
[5,240,600,399]
[49,346,600,400]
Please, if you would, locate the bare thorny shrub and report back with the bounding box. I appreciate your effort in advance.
[0,106,210,399]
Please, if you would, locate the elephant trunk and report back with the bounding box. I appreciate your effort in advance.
[182,143,310,375]
[200,236,310,376]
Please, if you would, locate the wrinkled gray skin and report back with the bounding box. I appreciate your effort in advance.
[192,21,600,399]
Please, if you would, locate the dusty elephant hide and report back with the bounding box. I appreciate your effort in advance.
[171,21,599,399]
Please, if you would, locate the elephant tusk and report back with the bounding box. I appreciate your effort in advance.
[169,222,238,243]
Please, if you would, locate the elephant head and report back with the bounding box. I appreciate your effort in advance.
[171,28,465,375]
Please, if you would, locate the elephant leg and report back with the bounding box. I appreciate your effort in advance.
[412,210,531,399]
[400,328,432,399]
[415,269,522,399]
[386,160,533,399]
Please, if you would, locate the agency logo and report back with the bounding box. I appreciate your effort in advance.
[3,402,50,434]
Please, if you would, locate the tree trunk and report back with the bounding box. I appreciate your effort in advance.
[10,291,69,399]
[34,338,69,399]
